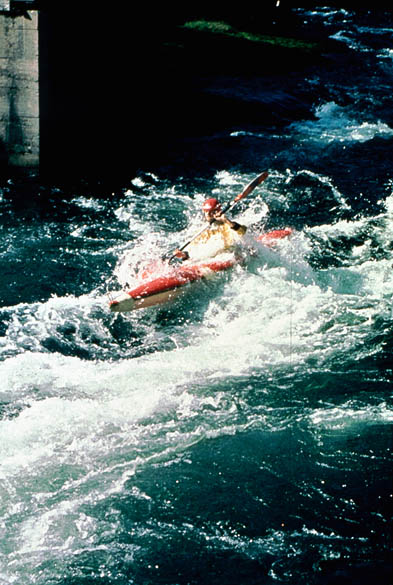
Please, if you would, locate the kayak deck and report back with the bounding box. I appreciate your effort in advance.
[109,256,236,312]
[109,228,292,313]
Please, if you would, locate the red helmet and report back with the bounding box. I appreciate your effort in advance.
[202,198,221,213]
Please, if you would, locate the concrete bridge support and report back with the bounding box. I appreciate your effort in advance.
[0,3,39,169]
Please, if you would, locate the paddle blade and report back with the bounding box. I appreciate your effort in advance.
[234,171,268,202]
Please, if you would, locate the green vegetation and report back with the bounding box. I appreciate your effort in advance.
[181,19,317,52]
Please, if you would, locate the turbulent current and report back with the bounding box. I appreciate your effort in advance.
[0,7,392,585]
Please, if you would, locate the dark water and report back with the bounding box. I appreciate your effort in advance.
[1,7,392,585]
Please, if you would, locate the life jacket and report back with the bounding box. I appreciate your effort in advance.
[187,221,247,260]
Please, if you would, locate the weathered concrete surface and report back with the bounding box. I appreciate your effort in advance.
[0,9,39,168]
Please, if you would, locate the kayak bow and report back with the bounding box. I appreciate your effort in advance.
[108,228,292,313]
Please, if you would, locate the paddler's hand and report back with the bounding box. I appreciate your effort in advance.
[210,209,226,223]
[215,212,235,227]
[174,249,189,261]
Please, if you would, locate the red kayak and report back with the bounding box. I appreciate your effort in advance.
[109,228,292,313]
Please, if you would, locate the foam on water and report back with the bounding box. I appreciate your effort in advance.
[1,168,392,583]
[1,188,391,472]
[290,101,393,145]
[2,7,392,583]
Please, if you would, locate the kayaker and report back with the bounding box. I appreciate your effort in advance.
[174,198,247,261]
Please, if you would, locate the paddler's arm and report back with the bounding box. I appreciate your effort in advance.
[215,213,247,235]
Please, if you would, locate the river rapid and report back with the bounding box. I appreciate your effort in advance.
[0,7,392,585]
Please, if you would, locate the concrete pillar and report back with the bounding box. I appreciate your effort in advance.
[0,6,39,169]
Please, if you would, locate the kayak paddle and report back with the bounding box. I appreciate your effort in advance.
[168,171,269,263]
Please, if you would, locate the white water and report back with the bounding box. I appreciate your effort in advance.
[1,174,392,584]
[290,102,393,145]
[1,5,392,582]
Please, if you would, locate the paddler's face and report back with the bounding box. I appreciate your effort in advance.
[204,205,221,221]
